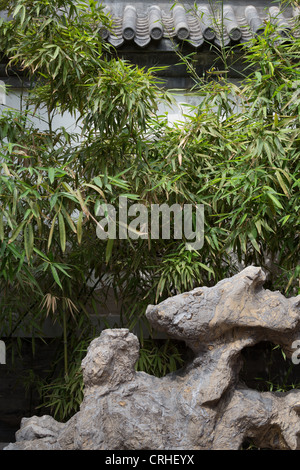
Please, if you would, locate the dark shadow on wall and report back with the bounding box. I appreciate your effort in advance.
[0,338,59,443]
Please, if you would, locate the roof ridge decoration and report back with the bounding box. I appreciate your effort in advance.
[99,2,300,49]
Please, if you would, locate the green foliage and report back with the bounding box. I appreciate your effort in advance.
[152,24,300,295]
[0,0,299,421]
[135,339,186,378]
[36,337,88,422]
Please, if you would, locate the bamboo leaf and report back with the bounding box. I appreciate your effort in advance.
[0,212,4,241]
[24,222,34,261]
[60,204,77,233]
[248,230,261,253]
[50,265,63,289]
[8,220,26,244]
[266,192,284,210]
[105,237,114,264]
[58,212,66,252]
[275,170,289,198]
[48,168,55,184]
[77,211,83,244]
[48,214,57,251]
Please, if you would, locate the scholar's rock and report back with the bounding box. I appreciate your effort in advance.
[4,267,300,450]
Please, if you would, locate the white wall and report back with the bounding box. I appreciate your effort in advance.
[1,86,205,130]
[1,87,80,133]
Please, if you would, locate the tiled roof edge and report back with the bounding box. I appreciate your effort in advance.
[100,3,300,49]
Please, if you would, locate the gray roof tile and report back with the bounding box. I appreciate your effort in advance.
[100,2,300,49]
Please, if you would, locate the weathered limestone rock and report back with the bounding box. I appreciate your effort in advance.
[4,267,300,450]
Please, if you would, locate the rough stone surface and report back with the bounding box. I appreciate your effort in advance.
[4,267,300,450]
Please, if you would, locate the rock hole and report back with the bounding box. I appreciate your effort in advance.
[239,341,300,392]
